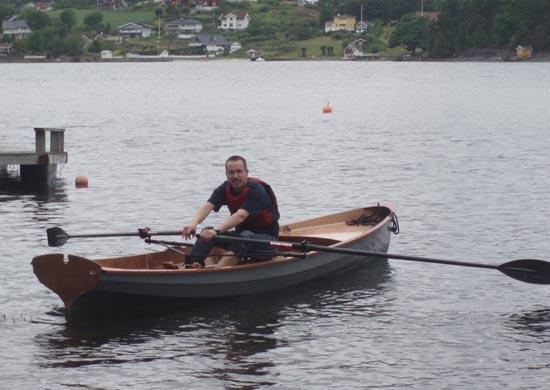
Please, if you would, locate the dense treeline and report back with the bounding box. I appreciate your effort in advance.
[321,0,550,56]
[425,0,550,57]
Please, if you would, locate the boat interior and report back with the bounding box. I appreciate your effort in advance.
[98,205,393,271]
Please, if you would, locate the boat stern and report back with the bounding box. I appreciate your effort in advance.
[32,254,101,308]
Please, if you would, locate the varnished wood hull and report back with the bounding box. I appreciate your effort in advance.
[32,205,396,311]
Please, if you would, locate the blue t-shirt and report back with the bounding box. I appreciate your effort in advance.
[208,180,279,237]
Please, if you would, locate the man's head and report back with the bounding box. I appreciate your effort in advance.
[225,155,249,192]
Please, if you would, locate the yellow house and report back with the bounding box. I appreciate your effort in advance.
[325,15,356,33]
[516,45,533,59]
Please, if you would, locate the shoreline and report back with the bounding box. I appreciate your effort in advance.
[1,51,550,64]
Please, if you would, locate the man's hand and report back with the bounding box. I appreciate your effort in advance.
[182,224,197,240]
[199,227,218,241]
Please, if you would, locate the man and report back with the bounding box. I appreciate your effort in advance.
[182,155,279,268]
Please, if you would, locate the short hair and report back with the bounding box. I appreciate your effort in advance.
[225,155,248,172]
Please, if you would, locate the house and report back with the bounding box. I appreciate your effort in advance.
[2,20,32,39]
[189,33,228,55]
[230,42,242,53]
[516,45,533,59]
[23,2,56,11]
[165,19,203,35]
[344,38,367,59]
[218,12,250,32]
[355,21,368,34]
[416,11,440,20]
[298,0,318,5]
[96,0,125,8]
[0,43,13,56]
[99,35,123,45]
[118,22,153,38]
[196,0,218,11]
[325,15,356,33]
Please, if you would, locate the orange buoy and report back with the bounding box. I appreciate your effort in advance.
[322,103,333,113]
[75,175,88,188]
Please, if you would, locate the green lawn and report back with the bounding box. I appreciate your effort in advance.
[48,9,157,29]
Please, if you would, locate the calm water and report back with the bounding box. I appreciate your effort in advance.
[1,61,550,388]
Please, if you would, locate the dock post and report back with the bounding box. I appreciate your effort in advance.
[19,128,67,185]
[35,128,46,153]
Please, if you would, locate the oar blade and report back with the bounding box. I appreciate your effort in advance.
[47,227,69,247]
[498,259,550,285]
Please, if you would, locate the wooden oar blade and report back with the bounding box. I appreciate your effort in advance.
[498,259,550,284]
[47,227,69,247]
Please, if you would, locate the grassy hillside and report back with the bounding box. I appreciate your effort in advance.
[44,4,406,59]
[48,9,157,28]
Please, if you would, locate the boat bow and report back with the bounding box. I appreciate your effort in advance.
[32,254,101,308]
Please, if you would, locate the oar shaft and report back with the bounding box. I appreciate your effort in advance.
[308,243,499,270]
[70,230,182,239]
[214,234,498,270]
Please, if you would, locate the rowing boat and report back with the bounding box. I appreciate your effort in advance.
[32,204,399,310]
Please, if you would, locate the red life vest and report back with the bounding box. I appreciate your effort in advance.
[224,177,279,228]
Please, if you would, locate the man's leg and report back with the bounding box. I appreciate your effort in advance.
[229,230,278,262]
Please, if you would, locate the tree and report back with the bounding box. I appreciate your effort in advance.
[25,31,44,53]
[20,8,50,30]
[389,13,428,55]
[89,39,102,53]
[318,0,335,25]
[64,34,84,57]
[60,9,76,32]
[492,5,520,45]
[84,11,103,32]
[300,47,307,57]
[0,4,14,22]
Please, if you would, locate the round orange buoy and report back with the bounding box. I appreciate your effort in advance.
[75,175,88,188]
[322,103,333,113]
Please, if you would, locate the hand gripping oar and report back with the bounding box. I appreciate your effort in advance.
[213,234,550,285]
[46,227,182,247]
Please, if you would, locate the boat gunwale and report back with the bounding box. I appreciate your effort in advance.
[98,204,396,275]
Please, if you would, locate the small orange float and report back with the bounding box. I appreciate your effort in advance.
[75,175,89,188]
[322,103,333,113]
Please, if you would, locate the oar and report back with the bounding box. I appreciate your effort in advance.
[212,234,550,285]
[47,227,182,247]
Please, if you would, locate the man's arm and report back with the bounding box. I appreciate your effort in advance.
[199,208,250,241]
[182,202,215,239]
[218,209,249,233]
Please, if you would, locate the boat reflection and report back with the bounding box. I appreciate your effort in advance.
[505,307,550,336]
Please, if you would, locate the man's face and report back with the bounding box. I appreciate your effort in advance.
[226,160,248,192]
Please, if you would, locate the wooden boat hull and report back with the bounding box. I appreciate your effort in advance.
[32,205,397,310]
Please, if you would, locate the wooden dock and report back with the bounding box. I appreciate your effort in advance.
[0,128,68,185]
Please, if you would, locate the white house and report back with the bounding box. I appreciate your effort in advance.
[165,19,203,35]
[230,42,242,53]
[195,0,218,11]
[218,13,250,32]
[118,22,153,38]
[298,0,318,5]
[355,21,368,34]
[1,20,32,39]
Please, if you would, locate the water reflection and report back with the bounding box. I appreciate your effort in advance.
[0,177,67,204]
[33,259,392,383]
[506,308,550,338]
